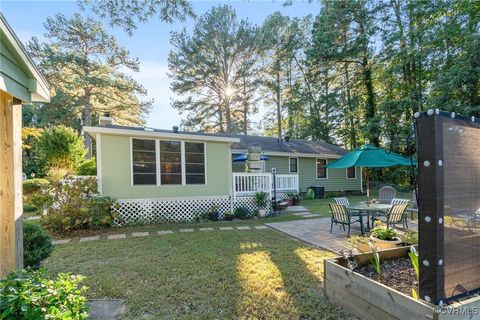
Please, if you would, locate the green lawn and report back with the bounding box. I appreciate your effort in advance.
[44,224,347,319]
[301,191,413,215]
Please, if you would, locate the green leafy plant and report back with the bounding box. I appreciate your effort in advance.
[254,191,269,209]
[368,242,381,277]
[0,269,88,319]
[23,222,54,269]
[286,191,299,200]
[305,189,315,200]
[23,179,50,217]
[41,177,117,233]
[234,206,253,220]
[402,231,418,245]
[75,158,97,175]
[408,246,419,299]
[208,206,220,221]
[370,222,398,241]
[224,211,234,221]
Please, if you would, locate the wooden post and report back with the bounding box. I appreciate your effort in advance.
[0,91,23,277]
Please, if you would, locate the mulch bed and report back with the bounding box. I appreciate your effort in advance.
[355,257,417,296]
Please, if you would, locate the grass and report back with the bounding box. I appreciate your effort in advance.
[301,191,413,215]
[44,225,346,319]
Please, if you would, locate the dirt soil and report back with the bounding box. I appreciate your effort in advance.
[355,257,417,296]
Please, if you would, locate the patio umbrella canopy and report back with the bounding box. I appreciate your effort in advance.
[326,144,415,197]
[232,154,270,162]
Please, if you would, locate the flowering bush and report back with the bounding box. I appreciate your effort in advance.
[41,177,117,233]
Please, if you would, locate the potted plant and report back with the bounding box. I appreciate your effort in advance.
[224,211,234,221]
[208,206,220,221]
[348,234,370,253]
[369,221,402,250]
[291,192,300,205]
[254,191,269,217]
[286,191,296,206]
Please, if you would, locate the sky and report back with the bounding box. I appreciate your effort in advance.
[1,0,320,130]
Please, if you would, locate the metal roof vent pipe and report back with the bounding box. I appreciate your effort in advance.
[99,112,114,126]
[172,126,179,133]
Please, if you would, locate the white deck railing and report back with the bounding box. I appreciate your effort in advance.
[275,174,299,192]
[232,173,299,200]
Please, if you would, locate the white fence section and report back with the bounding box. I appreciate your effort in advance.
[232,173,272,201]
[275,174,299,192]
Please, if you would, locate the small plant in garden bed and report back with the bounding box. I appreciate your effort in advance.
[370,222,398,241]
[224,211,234,221]
[254,191,269,217]
[234,206,254,220]
[208,206,220,221]
[0,269,88,319]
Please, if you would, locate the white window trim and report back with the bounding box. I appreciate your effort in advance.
[346,166,357,179]
[130,137,158,187]
[289,157,299,174]
[131,138,207,187]
[316,158,328,179]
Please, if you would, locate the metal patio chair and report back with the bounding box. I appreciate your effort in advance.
[329,203,362,236]
[373,203,409,229]
[378,186,397,204]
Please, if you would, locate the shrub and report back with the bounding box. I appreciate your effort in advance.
[234,206,253,220]
[305,189,315,200]
[76,158,97,176]
[0,269,88,319]
[41,177,117,233]
[23,222,54,269]
[33,125,87,172]
[23,179,50,195]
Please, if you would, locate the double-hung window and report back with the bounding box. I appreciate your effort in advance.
[347,167,356,179]
[132,139,157,185]
[316,158,327,179]
[289,157,298,173]
[160,141,182,185]
[185,142,205,184]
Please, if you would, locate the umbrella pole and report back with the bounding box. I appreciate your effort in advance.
[365,168,370,202]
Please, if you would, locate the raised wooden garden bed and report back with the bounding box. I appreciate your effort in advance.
[324,246,480,320]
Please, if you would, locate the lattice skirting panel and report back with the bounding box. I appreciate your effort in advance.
[112,195,276,226]
[113,197,231,226]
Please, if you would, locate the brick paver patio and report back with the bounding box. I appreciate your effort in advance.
[266,217,418,254]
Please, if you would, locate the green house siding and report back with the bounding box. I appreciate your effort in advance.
[231,155,361,192]
[100,134,231,199]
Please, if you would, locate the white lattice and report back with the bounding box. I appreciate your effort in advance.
[233,196,271,215]
[113,196,231,226]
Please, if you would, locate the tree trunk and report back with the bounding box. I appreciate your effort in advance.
[276,69,282,139]
[83,89,93,158]
[362,57,379,146]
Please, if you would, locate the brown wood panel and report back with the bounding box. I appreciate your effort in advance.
[13,98,23,269]
[0,90,16,277]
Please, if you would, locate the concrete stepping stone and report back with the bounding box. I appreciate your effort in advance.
[157,230,174,235]
[88,299,125,320]
[52,239,71,245]
[301,214,321,218]
[199,227,214,231]
[292,212,312,216]
[219,227,233,231]
[286,206,309,212]
[179,228,194,233]
[107,234,126,240]
[132,232,149,237]
[254,226,269,230]
[80,236,100,242]
[236,226,251,230]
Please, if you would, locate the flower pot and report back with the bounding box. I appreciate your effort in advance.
[292,198,300,206]
[355,242,371,253]
[369,235,402,250]
[258,209,266,217]
[225,215,234,221]
[287,198,293,206]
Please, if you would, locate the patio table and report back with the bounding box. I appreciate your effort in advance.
[348,203,392,234]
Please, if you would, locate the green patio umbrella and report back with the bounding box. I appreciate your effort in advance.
[326,144,415,198]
